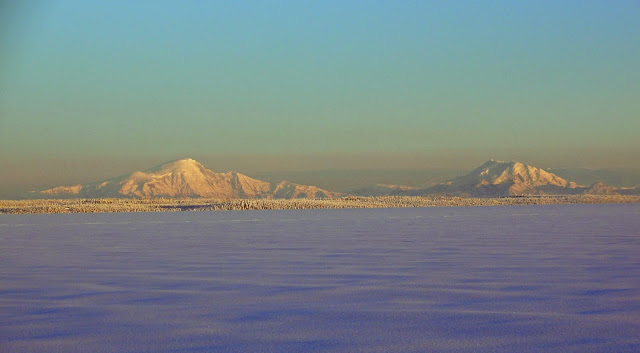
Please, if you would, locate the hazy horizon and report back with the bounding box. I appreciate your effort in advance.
[2,151,640,199]
[1,1,639,196]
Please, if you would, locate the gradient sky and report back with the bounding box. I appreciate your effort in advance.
[1,0,639,192]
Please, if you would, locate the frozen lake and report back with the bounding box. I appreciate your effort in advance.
[1,204,639,352]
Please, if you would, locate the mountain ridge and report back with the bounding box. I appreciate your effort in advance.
[33,158,639,199]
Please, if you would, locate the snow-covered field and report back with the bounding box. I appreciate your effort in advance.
[1,204,639,352]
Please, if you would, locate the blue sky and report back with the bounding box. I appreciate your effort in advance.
[1,0,639,189]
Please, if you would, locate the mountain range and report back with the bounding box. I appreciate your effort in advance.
[35,158,638,199]
[351,159,639,197]
[37,159,341,199]
[415,159,584,197]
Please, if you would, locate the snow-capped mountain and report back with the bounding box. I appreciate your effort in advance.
[37,158,341,199]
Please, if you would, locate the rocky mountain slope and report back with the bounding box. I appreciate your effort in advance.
[37,159,341,199]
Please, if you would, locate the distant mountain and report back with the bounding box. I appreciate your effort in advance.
[580,181,640,196]
[549,168,640,188]
[348,184,420,197]
[253,169,461,193]
[387,160,585,197]
[29,158,640,199]
[583,181,619,195]
[412,160,640,197]
[36,159,341,199]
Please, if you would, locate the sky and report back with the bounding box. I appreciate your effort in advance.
[1,0,639,193]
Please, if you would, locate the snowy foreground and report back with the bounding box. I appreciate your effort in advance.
[1,204,639,352]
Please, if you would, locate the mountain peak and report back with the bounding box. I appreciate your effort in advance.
[38,159,340,199]
[426,159,583,197]
[144,158,207,174]
[485,159,508,164]
[476,159,515,170]
[159,158,201,168]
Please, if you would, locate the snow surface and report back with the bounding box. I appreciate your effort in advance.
[1,204,639,352]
